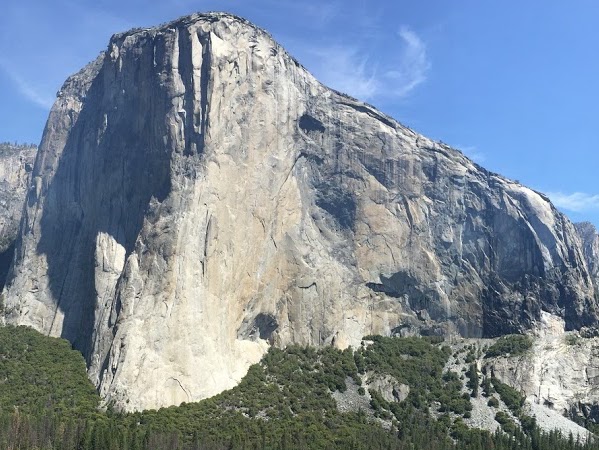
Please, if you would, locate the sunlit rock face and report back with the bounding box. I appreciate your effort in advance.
[487,312,599,426]
[0,143,36,288]
[3,12,598,411]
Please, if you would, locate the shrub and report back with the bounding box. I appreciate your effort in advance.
[492,379,525,414]
[481,377,494,397]
[495,411,517,433]
[485,335,532,358]
[487,397,499,408]
[465,348,477,363]
[565,334,581,346]
[520,414,537,434]
[466,363,479,397]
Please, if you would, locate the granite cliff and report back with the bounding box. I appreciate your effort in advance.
[3,12,598,411]
[576,222,599,289]
[0,143,36,289]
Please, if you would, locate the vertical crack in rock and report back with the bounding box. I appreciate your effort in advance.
[197,31,212,155]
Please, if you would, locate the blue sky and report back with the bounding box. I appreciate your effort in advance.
[1,0,598,226]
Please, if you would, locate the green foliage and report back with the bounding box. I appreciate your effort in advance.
[495,411,517,433]
[492,378,525,415]
[466,363,479,397]
[0,327,596,450]
[485,334,533,358]
[0,142,37,152]
[565,334,581,346]
[481,377,494,397]
[487,397,499,408]
[358,335,470,416]
[520,414,537,434]
[0,325,100,418]
[464,347,477,364]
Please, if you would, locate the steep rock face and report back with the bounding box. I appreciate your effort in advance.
[0,143,36,288]
[3,13,598,411]
[576,222,599,289]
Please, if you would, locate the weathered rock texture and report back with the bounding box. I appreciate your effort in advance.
[3,12,599,411]
[446,331,591,439]
[576,222,599,289]
[487,312,599,427]
[0,143,36,288]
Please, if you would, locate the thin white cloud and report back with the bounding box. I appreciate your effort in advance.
[456,144,486,163]
[545,192,599,212]
[286,2,341,28]
[384,26,431,97]
[299,25,430,101]
[0,59,54,109]
[307,46,379,100]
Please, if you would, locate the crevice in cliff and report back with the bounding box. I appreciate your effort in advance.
[202,212,213,277]
[197,31,212,155]
[177,28,196,156]
[338,101,396,130]
[237,313,278,343]
[178,27,210,157]
[168,377,192,402]
[0,241,15,291]
[299,114,325,134]
[365,282,402,298]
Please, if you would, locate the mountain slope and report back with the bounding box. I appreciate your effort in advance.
[3,12,598,411]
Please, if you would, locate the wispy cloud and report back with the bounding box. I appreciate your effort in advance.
[545,192,599,212]
[455,144,486,163]
[301,25,431,101]
[293,2,341,28]
[242,0,342,29]
[384,26,431,97]
[0,59,54,109]
[306,46,379,99]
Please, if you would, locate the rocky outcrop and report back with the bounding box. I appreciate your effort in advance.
[443,334,591,439]
[3,12,598,411]
[576,222,599,289]
[366,374,409,403]
[0,143,36,289]
[486,312,599,427]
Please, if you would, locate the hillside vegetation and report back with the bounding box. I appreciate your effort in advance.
[0,326,596,449]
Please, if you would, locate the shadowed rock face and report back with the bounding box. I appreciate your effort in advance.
[3,12,598,411]
[576,222,599,289]
[0,143,36,289]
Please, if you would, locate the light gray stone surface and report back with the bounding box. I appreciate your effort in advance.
[3,12,599,411]
[576,222,599,288]
[486,312,599,431]
[0,143,36,288]
[446,333,593,439]
[365,373,410,403]
[525,401,590,441]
